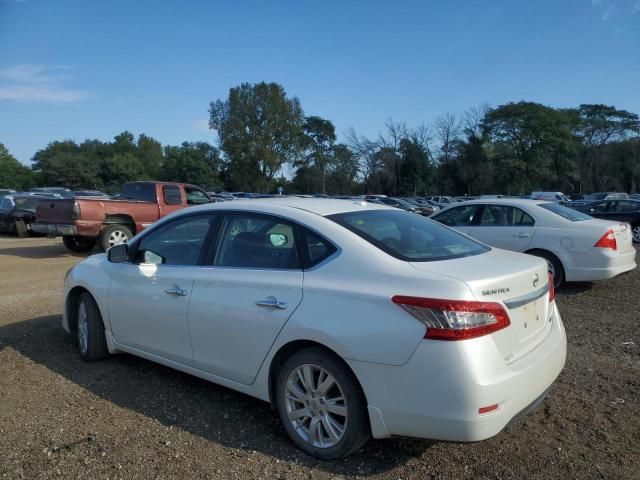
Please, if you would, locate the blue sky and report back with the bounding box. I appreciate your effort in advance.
[1,0,639,164]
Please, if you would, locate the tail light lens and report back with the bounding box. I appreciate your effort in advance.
[594,229,616,250]
[72,201,81,220]
[391,296,510,341]
[548,272,554,302]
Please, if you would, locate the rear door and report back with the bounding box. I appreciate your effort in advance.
[467,204,537,251]
[188,212,303,385]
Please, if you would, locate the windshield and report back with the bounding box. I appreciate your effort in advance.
[328,209,489,262]
[539,202,591,221]
[13,197,38,210]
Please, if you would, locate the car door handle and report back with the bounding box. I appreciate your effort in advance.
[164,286,188,297]
[513,233,531,238]
[255,296,287,310]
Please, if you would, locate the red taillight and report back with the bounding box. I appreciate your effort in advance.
[548,272,555,302]
[594,229,617,250]
[391,296,511,341]
[478,404,499,415]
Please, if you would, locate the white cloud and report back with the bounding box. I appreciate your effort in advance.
[0,64,92,104]
[633,0,640,15]
[602,5,614,20]
[193,119,211,133]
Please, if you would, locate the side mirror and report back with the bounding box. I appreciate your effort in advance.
[107,243,128,263]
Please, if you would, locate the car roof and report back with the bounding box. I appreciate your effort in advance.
[450,198,550,207]
[194,197,395,216]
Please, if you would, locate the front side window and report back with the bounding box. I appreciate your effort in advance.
[214,214,300,269]
[185,187,210,205]
[329,210,489,262]
[432,204,481,227]
[614,201,640,213]
[135,215,214,265]
[0,198,12,210]
[163,185,182,205]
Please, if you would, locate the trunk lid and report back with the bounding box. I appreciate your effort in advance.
[35,198,75,224]
[410,248,552,364]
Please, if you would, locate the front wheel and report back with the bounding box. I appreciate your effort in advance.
[63,235,96,252]
[76,292,110,361]
[275,347,370,459]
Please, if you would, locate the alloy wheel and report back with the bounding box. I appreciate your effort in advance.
[284,364,348,449]
[633,226,640,244]
[108,230,129,247]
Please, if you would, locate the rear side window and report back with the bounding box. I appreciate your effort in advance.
[432,204,481,226]
[301,229,337,268]
[328,210,489,262]
[121,183,157,202]
[163,185,182,205]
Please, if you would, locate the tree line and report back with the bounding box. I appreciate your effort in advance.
[2,81,639,195]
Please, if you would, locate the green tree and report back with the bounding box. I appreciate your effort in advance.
[0,143,34,189]
[299,116,336,194]
[327,144,359,194]
[162,142,222,189]
[209,82,304,192]
[398,138,433,195]
[31,140,100,189]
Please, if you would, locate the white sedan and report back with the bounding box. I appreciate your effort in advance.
[431,199,637,287]
[63,198,566,459]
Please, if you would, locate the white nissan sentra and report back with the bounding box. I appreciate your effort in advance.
[63,198,567,459]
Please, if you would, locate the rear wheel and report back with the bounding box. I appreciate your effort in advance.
[632,224,640,244]
[76,292,109,361]
[63,235,96,252]
[275,347,370,459]
[98,224,133,251]
[528,250,564,288]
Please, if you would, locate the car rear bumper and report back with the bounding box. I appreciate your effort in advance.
[349,303,567,441]
[31,223,79,236]
[564,247,637,281]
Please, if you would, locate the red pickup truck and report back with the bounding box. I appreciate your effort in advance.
[32,181,211,252]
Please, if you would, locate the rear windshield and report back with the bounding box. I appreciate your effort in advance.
[328,209,489,262]
[13,197,38,210]
[539,202,591,221]
[121,183,157,202]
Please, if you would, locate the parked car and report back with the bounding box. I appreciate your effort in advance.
[64,198,566,459]
[0,194,46,236]
[585,192,629,201]
[430,199,636,287]
[398,197,437,215]
[0,189,16,196]
[30,187,74,198]
[574,199,640,243]
[426,195,457,205]
[32,181,211,252]
[72,190,109,198]
[364,196,419,213]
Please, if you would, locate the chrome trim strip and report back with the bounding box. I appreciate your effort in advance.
[503,283,550,309]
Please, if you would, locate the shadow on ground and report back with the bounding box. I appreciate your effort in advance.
[0,240,94,259]
[0,315,432,475]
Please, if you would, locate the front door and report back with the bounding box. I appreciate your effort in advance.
[106,213,215,365]
[188,213,303,385]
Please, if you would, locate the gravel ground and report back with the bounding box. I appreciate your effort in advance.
[0,235,638,480]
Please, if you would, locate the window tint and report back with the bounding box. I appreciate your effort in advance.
[539,203,591,221]
[478,205,535,227]
[121,183,157,202]
[614,201,640,213]
[0,198,11,210]
[329,210,489,262]
[302,229,337,268]
[185,187,210,205]
[591,201,610,213]
[163,185,182,205]
[433,204,481,226]
[215,214,300,269]
[13,197,37,210]
[135,215,213,265]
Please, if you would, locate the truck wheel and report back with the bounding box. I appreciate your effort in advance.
[98,224,133,251]
[63,235,96,252]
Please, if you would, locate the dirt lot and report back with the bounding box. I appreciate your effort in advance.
[0,235,638,480]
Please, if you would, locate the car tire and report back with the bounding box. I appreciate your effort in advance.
[632,224,640,244]
[63,235,96,252]
[275,347,370,460]
[529,250,564,288]
[98,224,133,252]
[76,292,110,361]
